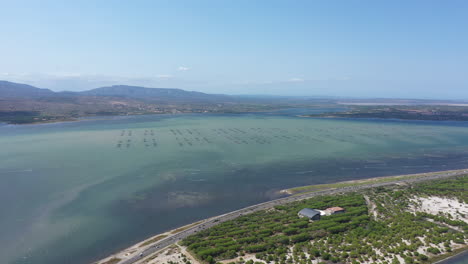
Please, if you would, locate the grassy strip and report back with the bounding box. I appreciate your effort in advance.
[286,170,463,195]
[288,175,423,195]
[171,221,203,234]
[100,257,121,264]
[139,235,168,248]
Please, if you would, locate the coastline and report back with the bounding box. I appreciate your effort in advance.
[7,109,468,126]
[432,247,468,264]
[297,114,468,122]
[95,168,468,264]
[279,169,466,196]
[1,107,295,126]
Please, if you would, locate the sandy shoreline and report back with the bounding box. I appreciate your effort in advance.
[95,168,468,264]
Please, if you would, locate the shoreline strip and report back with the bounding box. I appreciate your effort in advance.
[96,168,468,264]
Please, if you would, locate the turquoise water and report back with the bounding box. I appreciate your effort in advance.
[1,113,468,264]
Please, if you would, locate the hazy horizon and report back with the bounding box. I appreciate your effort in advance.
[3,79,468,101]
[1,1,467,99]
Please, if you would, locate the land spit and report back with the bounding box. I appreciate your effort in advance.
[95,168,468,264]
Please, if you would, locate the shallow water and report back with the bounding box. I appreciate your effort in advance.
[1,112,468,264]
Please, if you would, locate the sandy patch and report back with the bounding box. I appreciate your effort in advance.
[179,245,201,264]
[364,194,380,220]
[410,196,468,223]
[136,245,200,264]
[219,253,263,264]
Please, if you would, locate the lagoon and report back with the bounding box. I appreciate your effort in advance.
[1,112,468,264]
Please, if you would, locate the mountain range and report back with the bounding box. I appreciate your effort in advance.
[0,81,55,98]
[0,80,229,102]
[0,80,284,124]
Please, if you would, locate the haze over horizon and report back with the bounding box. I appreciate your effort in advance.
[1,0,467,99]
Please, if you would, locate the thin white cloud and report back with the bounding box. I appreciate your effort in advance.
[289,78,304,82]
[177,66,190,71]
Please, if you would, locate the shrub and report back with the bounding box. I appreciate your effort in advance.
[427,247,441,255]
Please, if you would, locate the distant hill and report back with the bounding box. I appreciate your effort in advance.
[2,80,467,105]
[0,80,54,98]
[0,81,230,102]
[79,85,230,102]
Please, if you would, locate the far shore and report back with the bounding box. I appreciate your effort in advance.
[1,107,296,126]
[95,168,468,264]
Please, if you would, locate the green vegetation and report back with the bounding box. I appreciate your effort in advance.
[182,176,467,264]
[307,105,468,121]
[410,176,467,203]
[183,193,369,262]
[0,111,73,124]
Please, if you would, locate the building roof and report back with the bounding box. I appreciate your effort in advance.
[326,207,345,212]
[298,208,320,218]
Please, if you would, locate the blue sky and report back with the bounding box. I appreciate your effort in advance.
[1,0,467,99]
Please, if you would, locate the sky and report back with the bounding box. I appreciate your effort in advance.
[1,0,467,99]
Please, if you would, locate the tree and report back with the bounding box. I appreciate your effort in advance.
[206,256,215,264]
[418,254,428,261]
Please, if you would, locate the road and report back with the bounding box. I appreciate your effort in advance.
[114,170,467,264]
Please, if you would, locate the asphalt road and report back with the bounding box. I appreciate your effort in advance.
[116,170,467,264]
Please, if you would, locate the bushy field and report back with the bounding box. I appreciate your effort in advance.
[183,193,367,263]
[182,176,467,264]
[410,176,467,203]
